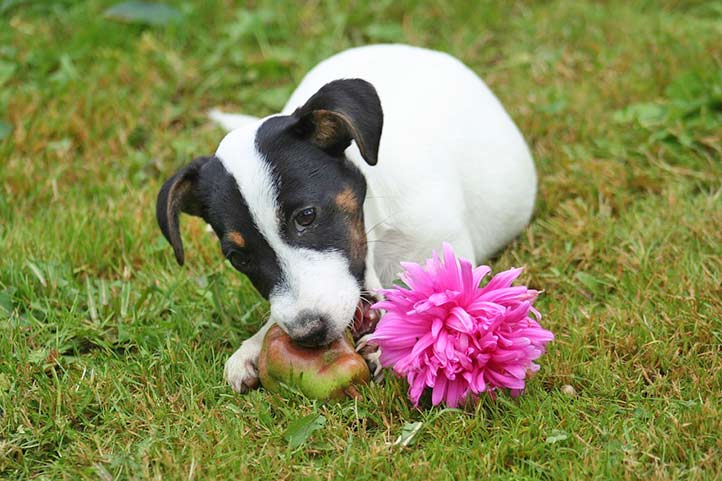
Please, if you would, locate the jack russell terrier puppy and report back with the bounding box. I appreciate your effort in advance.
[156,44,536,393]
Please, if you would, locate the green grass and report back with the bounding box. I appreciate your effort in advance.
[1,0,721,479]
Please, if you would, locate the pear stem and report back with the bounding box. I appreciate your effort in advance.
[344,385,361,399]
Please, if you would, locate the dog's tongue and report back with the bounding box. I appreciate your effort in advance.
[351,295,381,342]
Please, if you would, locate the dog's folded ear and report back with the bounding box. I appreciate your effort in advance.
[292,79,383,166]
[156,156,213,266]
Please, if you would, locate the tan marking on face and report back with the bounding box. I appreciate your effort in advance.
[225,231,245,248]
[334,186,365,271]
[335,187,358,213]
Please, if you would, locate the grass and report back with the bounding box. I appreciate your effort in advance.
[1,0,721,479]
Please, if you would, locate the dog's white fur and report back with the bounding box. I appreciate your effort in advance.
[217,44,537,393]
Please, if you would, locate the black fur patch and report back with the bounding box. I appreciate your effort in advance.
[292,78,383,166]
[156,79,384,297]
[255,114,368,282]
[156,156,282,299]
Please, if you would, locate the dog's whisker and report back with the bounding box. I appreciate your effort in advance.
[256,308,272,322]
[364,212,400,235]
[364,239,407,249]
[364,195,400,200]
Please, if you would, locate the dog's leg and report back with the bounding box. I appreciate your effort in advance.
[224,320,272,393]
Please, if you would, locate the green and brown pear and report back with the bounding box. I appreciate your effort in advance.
[258,324,370,400]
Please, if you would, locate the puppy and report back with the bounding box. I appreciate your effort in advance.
[156,44,536,393]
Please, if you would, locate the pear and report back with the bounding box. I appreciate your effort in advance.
[258,324,370,400]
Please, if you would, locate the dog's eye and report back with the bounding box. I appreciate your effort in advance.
[294,207,316,231]
[228,251,251,271]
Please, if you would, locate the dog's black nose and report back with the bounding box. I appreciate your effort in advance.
[290,312,330,347]
[294,326,328,347]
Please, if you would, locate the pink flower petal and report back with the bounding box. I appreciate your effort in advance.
[408,374,426,405]
[449,306,475,333]
[445,379,466,408]
[481,267,524,292]
[487,370,527,390]
[431,375,448,405]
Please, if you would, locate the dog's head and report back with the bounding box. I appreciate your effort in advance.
[156,79,383,347]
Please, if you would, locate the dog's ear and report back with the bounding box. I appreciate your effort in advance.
[292,79,383,166]
[156,156,213,266]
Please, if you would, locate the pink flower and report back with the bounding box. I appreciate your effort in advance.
[369,243,554,408]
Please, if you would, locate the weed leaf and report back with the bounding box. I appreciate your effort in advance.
[394,421,423,447]
[284,413,326,450]
[0,288,13,315]
[546,430,569,444]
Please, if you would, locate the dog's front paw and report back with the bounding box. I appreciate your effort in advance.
[224,342,261,394]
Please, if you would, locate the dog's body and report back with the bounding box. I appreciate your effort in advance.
[157,44,536,393]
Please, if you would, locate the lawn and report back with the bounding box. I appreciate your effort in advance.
[1,0,721,479]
